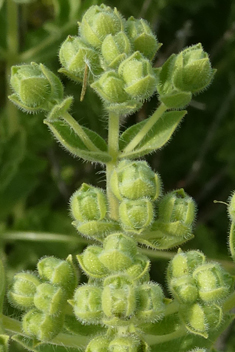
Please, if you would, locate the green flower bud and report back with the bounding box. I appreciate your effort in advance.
[136,282,165,322]
[156,54,192,109]
[74,220,121,242]
[228,191,235,222]
[71,285,103,324]
[110,160,161,201]
[34,283,66,315]
[8,272,41,310]
[85,336,111,352]
[109,336,149,352]
[102,275,136,318]
[77,246,109,278]
[158,189,196,226]
[99,233,137,272]
[126,17,160,60]
[193,263,233,303]
[126,254,150,281]
[70,183,107,222]
[173,44,216,94]
[22,308,64,341]
[118,51,157,100]
[168,250,205,279]
[119,199,154,234]
[202,303,223,330]
[9,63,63,113]
[91,71,129,103]
[59,36,102,82]
[37,256,77,295]
[179,303,207,337]
[0,335,9,352]
[170,276,198,304]
[101,32,132,68]
[79,5,124,48]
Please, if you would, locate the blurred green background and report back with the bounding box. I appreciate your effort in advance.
[1,0,235,350]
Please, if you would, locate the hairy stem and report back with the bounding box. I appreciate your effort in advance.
[145,326,187,346]
[106,112,120,220]
[122,103,167,153]
[62,111,101,152]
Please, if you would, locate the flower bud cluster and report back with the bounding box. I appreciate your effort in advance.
[8,256,77,341]
[167,249,234,336]
[156,43,216,109]
[69,231,165,351]
[110,160,162,235]
[9,62,64,113]
[59,4,160,115]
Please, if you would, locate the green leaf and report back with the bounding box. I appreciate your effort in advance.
[119,110,186,159]
[44,119,111,163]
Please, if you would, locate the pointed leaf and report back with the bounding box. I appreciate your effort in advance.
[64,315,105,336]
[44,119,111,163]
[119,110,186,159]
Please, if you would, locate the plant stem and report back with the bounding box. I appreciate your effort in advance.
[122,103,167,153]
[1,231,86,243]
[106,112,120,220]
[6,0,19,135]
[62,111,101,152]
[145,326,187,346]
[223,290,235,313]
[19,21,74,62]
[229,222,235,262]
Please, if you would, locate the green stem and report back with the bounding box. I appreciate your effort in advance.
[145,326,187,346]
[229,222,235,262]
[122,103,167,153]
[164,301,179,316]
[62,111,100,152]
[1,231,86,243]
[6,0,19,135]
[2,315,90,347]
[19,21,74,62]
[106,112,120,220]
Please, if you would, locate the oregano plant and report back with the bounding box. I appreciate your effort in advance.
[1,3,235,352]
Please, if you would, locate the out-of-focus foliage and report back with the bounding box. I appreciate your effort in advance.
[1,0,235,350]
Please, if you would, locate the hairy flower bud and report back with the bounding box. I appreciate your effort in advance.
[101,32,132,68]
[110,160,161,200]
[126,17,160,60]
[228,191,235,223]
[70,183,107,222]
[71,285,103,324]
[173,44,215,94]
[193,263,233,303]
[59,36,102,82]
[9,63,63,113]
[99,233,137,272]
[79,5,124,48]
[77,246,109,278]
[102,275,136,319]
[170,276,198,304]
[8,272,40,310]
[136,283,165,322]
[86,336,111,352]
[158,189,196,226]
[91,71,129,103]
[180,303,207,336]
[119,199,154,233]
[109,336,149,352]
[168,250,205,280]
[127,254,150,281]
[34,283,66,315]
[118,51,157,100]
[37,256,77,295]
[22,308,64,341]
